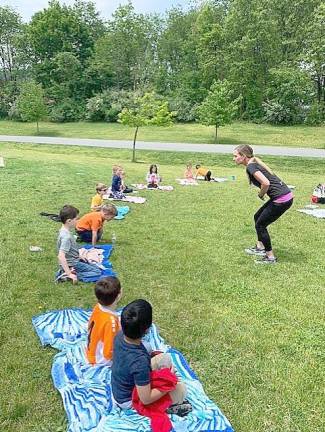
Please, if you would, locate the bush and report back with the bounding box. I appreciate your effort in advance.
[85,90,140,123]
[263,100,298,125]
[7,101,23,121]
[0,84,19,119]
[304,103,324,126]
[49,99,84,122]
[168,97,198,122]
[86,95,106,121]
[263,66,313,124]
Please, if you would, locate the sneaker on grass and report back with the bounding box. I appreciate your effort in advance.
[166,400,192,417]
[245,246,266,256]
[255,256,277,265]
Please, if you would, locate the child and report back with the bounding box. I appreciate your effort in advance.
[57,205,102,283]
[184,162,194,181]
[76,204,117,246]
[111,165,125,199]
[87,276,122,365]
[195,164,212,181]
[111,299,188,411]
[120,168,133,194]
[146,164,161,188]
[91,183,108,211]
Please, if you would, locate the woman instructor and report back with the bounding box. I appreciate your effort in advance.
[233,145,293,264]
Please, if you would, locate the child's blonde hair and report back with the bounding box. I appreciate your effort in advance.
[96,183,107,192]
[234,145,274,175]
[112,165,122,175]
[101,204,117,216]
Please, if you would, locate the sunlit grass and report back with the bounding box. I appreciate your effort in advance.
[0,141,324,432]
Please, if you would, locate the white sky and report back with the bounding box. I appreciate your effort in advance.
[1,0,193,22]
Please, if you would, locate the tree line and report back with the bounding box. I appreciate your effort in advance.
[0,0,324,126]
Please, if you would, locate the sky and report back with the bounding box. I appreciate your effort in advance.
[1,0,193,22]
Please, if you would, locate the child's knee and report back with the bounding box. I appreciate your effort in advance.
[151,353,172,370]
[171,382,187,404]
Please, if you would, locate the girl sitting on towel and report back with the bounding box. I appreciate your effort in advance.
[146,164,161,189]
[184,163,195,181]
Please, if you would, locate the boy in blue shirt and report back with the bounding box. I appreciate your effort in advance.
[111,299,190,414]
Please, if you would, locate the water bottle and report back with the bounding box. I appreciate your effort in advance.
[111,232,117,246]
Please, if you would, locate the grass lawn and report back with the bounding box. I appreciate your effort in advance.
[0,142,324,432]
[0,119,324,148]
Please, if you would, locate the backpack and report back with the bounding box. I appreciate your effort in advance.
[311,184,325,204]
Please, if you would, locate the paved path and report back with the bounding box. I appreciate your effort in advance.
[1,135,325,158]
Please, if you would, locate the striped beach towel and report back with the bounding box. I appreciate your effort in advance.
[32,308,233,432]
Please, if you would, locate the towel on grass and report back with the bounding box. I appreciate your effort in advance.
[131,184,174,191]
[104,194,146,204]
[176,179,199,186]
[79,244,116,282]
[32,308,233,432]
[297,208,325,218]
[115,206,130,220]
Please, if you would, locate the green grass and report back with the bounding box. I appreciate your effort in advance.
[0,141,324,432]
[0,119,324,148]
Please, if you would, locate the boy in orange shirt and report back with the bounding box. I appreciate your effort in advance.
[87,276,122,365]
[76,204,117,246]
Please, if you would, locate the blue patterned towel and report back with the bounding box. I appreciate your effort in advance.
[76,244,116,282]
[32,309,234,432]
[115,206,130,220]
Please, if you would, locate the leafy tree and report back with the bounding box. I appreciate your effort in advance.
[118,92,174,162]
[197,80,241,142]
[304,3,325,108]
[0,6,23,83]
[16,81,47,132]
[263,66,313,124]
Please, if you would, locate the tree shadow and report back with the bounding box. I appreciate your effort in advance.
[34,130,61,137]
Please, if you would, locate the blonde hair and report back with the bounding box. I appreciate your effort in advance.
[96,182,107,192]
[101,204,117,216]
[235,145,274,175]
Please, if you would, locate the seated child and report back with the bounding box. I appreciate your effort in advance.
[146,164,161,188]
[111,165,125,200]
[57,205,102,283]
[91,183,108,211]
[195,164,212,181]
[184,162,195,181]
[120,168,133,194]
[76,204,117,246]
[111,299,187,411]
[87,276,122,365]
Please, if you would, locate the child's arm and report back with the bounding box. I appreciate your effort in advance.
[136,383,168,405]
[91,230,98,247]
[58,250,77,283]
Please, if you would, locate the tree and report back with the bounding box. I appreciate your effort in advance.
[118,92,174,162]
[197,80,240,142]
[16,81,47,132]
[263,66,313,124]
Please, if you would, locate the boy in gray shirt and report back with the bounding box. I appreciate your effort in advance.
[57,205,101,283]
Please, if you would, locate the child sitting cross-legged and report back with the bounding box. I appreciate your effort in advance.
[91,183,108,211]
[111,299,191,420]
[56,205,102,283]
[86,276,122,365]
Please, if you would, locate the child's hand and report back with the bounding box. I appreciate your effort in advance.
[68,270,78,284]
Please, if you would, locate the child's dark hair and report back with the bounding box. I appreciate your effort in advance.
[95,276,121,306]
[59,205,79,223]
[195,164,201,169]
[121,299,152,339]
[149,164,158,174]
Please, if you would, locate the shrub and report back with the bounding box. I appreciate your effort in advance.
[49,99,84,122]
[304,103,324,126]
[168,97,198,122]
